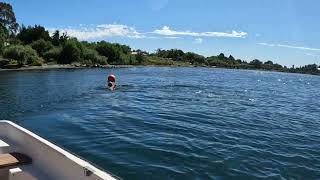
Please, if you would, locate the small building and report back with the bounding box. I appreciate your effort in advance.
[131,50,148,56]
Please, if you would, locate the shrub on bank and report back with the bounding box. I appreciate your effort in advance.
[43,46,62,62]
[59,39,81,64]
[82,48,108,65]
[30,39,54,57]
[2,45,43,65]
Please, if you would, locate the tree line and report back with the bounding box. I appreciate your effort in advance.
[0,2,141,67]
[0,2,319,75]
[153,49,320,75]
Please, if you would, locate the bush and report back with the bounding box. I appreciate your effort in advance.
[8,59,18,65]
[43,46,62,62]
[82,48,107,65]
[96,41,129,64]
[30,59,43,66]
[59,39,81,64]
[30,39,53,57]
[3,45,43,65]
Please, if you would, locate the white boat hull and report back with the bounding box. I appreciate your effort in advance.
[0,120,117,180]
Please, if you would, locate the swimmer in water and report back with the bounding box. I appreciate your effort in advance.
[107,74,116,91]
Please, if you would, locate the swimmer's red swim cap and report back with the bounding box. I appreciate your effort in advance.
[108,74,116,82]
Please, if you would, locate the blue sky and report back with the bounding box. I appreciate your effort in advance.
[4,0,320,66]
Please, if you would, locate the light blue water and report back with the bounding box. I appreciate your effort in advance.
[0,67,319,179]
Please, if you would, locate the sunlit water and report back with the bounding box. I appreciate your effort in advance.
[0,67,319,179]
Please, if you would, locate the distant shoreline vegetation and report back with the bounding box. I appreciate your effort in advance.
[0,2,319,75]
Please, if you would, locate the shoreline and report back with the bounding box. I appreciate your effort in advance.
[1,64,319,77]
[0,63,195,72]
[0,64,134,71]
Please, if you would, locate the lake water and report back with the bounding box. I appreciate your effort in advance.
[0,67,320,179]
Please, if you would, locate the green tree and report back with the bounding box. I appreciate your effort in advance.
[228,55,235,61]
[43,46,62,62]
[0,2,18,34]
[184,52,205,65]
[82,47,107,65]
[30,39,54,58]
[51,30,60,46]
[0,25,7,54]
[264,60,273,65]
[236,59,243,64]
[155,48,168,57]
[114,43,131,54]
[218,53,225,60]
[50,30,69,46]
[167,49,184,60]
[249,59,263,69]
[17,25,51,44]
[135,51,145,64]
[3,45,42,65]
[59,32,69,45]
[96,41,127,64]
[59,39,81,64]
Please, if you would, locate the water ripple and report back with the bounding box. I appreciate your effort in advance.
[1,68,320,179]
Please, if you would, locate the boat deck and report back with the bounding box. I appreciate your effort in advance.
[0,120,117,180]
[0,137,49,180]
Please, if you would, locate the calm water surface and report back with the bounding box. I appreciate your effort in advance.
[0,67,319,179]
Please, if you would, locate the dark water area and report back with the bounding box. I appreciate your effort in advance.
[0,67,319,179]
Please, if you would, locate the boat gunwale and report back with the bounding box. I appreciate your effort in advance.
[0,120,121,180]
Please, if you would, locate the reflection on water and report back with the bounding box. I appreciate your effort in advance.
[0,67,320,179]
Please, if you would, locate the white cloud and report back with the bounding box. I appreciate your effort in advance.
[258,42,320,51]
[257,42,276,47]
[194,38,203,44]
[48,24,145,40]
[153,26,248,38]
[153,26,198,36]
[48,24,248,41]
[147,36,161,39]
[277,44,320,51]
[164,36,180,39]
